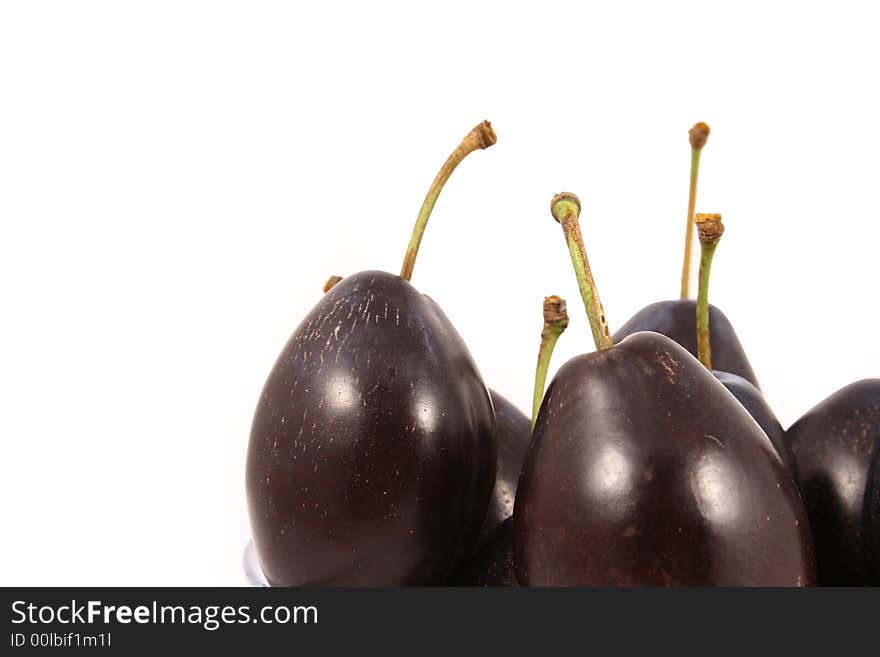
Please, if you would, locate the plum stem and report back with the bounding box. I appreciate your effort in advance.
[400,120,497,282]
[680,122,711,299]
[532,295,569,428]
[696,213,724,369]
[551,193,613,351]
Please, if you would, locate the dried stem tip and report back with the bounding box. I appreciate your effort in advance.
[543,295,569,327]
[550,192,581,223]
[689,122,711,150]
[696,213,724,243]
[532,294,569,428]
[323,275,343,293]
[470,120,497,150]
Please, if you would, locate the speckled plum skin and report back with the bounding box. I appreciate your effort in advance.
[784,379,880,585]
[514,332,815,586]
[246,270,496,586]
[613,300,759,388]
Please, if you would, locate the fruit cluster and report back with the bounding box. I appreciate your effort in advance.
[245,121,880,586]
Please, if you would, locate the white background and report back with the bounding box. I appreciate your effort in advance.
[1,1,878,586]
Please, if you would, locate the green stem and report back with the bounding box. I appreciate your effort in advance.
[532,296,569,428]
[680,122,711,299]
[400,121,497,281]
[550,193,613,352]
[695,213,724,370]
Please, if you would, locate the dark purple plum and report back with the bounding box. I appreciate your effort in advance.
[713,370,791,472]
[613,300,758,388]
[515,332,815,586]
[480,391,530,541]
[865,442,880,582]
[784,379,880,585]
[513,193,814,587]
[246,121,499,586]
[247,271,496,585]
[447,393,528,587]
[450,517,517,587]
